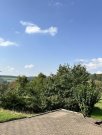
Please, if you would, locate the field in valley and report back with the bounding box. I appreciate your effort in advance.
[91,97,102,120]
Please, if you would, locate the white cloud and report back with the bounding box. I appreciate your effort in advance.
[77,58,102,73]
[49,0,63,7]
[0,38,17,47]
[6,66,15,72]
[0,65,35,76]
[20,21,58,36]
[91,58,102,63]
[85,58,102,70]
[96,71,102,74]
[54,2,63,7]
[20,21,34,26]
[76,59,87,63]
[24,64,34,69]
[0,66,15,73]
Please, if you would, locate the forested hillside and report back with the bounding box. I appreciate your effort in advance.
[1,72,102,84]
[0,75,33,83]
[90,74,102,81]
[0,75,17,83]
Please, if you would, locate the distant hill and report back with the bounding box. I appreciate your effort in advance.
[1,74,102,84]
[0,75,33,83]
[90,74,102,81]
[0,75,17,83]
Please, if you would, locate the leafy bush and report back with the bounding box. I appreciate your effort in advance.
[0,64,101,116]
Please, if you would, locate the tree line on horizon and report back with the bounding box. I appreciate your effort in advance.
[0,64,101,116]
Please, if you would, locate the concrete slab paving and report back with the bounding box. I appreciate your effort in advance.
[0,109,102,135]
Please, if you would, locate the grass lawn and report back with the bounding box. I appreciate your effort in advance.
[0,108,32,123]
[91,98,102,120]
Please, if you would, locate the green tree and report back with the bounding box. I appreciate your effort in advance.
[72,64,89,85]
[73,82,100,116]
[16,76,28,88]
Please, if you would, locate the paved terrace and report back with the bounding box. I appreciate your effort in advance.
[0,109,102,135]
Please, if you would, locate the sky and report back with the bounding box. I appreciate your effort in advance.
[0,0,102,76]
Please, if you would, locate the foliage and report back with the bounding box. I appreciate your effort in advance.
[73,82,100,116]
[0,64,101,116]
